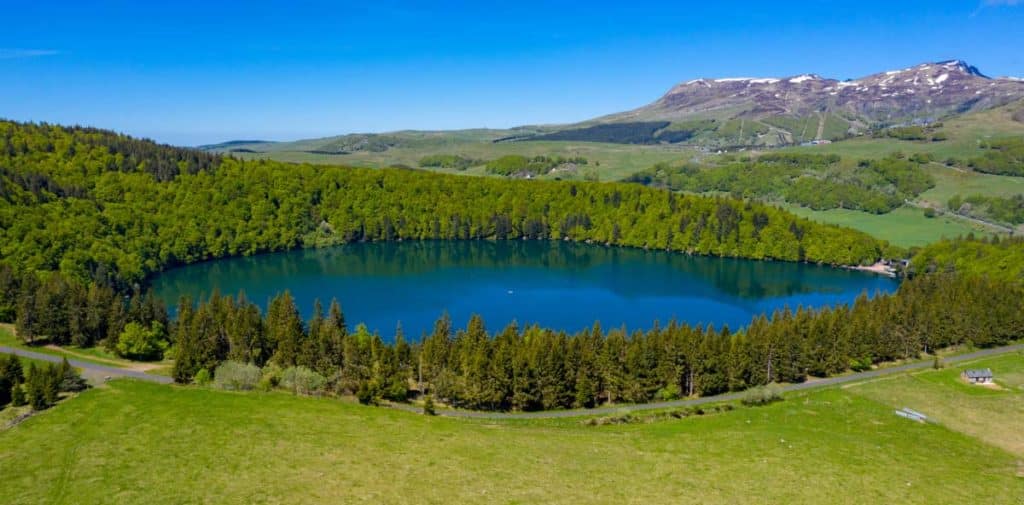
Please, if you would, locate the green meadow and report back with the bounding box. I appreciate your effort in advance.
[1,353,1021,504]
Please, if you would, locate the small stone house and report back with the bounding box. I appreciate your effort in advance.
[961,368,994,385]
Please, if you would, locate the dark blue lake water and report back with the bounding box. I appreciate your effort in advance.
[151,240,897,339]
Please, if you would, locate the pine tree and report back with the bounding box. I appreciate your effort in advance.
[57,357,87,392]
[267,291,305,367]
[11,379,26,407]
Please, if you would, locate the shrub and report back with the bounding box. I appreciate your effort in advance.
[740,384,783,406]
[193,368,212,386]
[258,363,283,392]
[281,366,326,395]
[356,381,378,405]
[423,394,436,415]
[115,321,168,361]
[213,361,262,391]
[655,384,681,401]
[849,357,872,372]
[923,208,936,218]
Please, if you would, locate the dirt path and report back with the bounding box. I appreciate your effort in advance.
[0,346,173,384]
[41,344,164,372]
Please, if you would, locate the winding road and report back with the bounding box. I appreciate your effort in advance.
[3,343,1021,419]
[0,346,174,384]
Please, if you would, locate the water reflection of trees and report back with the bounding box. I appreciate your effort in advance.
[153,240,896,303]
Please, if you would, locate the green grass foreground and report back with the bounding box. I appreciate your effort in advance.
[1,361,1021,504]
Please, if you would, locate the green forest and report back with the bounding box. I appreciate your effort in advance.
[625,153,936,214]
[418,153,480,170]
[0,120,885,290]
[484,154,589,176]
[947,194,1024,225]
[2,119,1023,414]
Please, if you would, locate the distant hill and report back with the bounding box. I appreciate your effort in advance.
[201,60,1024,153]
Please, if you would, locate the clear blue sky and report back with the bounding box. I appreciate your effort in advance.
[2,1,1023,145]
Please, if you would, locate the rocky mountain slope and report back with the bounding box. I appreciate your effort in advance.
[537,60,1024,147]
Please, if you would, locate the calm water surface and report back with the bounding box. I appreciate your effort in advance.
[151,241,897,339]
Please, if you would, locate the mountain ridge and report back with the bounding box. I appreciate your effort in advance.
[202,60,1024,152]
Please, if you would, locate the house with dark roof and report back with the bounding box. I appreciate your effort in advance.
[961,368,994,385]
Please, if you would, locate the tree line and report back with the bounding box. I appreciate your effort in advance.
[948,193,1024,226]
[165,272,1022,411]
[967,138,1024,177]
[0,119,886,291]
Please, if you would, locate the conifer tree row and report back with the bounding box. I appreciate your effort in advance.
[169,272,1022,411]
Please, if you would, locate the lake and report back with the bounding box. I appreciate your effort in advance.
[151,240,898,339]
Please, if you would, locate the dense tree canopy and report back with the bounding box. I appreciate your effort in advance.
[0,120,885,290]
[912,235,1024,280]
[947,194,1024,226]
[626,153,935,214]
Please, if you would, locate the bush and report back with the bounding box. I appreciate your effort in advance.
[193,368,212,386]
[849,357,872,372]
[923,208,936,218]
[423,394,436,415]
[281,366,326,395]
[213,361,262,391]
[258,363,283,392]
[655,384,681,401]
[115,321,168,361]
[356,381,377,405]
[740,384,783,406]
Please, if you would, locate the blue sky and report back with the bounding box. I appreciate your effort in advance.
[2,1,1023,145]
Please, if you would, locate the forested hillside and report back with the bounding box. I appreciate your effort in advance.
[4,120,1023,414]
[912,235,1024,280]
[0,120,885,290]
[626,153,936,214]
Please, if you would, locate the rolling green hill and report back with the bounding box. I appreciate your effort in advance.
[2,352,1022,504]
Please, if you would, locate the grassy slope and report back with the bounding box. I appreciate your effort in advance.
[1,368,1021,504]
[850,351,1024,456]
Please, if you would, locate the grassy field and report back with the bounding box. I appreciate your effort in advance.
[1,363,1021,504]
[227,137,693,182]
[917,162,1024,207]
[781,205,990,248]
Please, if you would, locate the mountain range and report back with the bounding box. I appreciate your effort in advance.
[202,60,1024,153]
